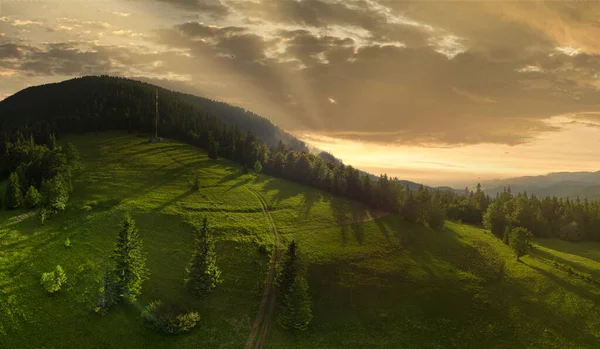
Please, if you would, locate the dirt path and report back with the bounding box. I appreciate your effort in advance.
[245,188,281,349]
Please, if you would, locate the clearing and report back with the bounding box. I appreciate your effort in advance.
[1,132,600,348]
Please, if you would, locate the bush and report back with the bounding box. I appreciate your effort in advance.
[141,300,200,335]
[253,160,262,174]
[64,237,71,248]
[41,265,67,293]
[25,186,42,208]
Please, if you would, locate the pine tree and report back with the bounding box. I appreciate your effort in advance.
[185,217,222,297]
[5,171,23,209]
[275,241,312,330]
[253,160,262,174]
[276,241,298,295]
[208,133,219,160]
[111,214,149,302]
[24,185,42,208]
[277,274,313,331]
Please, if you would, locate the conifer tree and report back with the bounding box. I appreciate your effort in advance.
[277,274,313,331]
[111,215,149,302]
[275,241,298,295]
[185,217,222,297]
[208,133,219,160]
[253,160,262,174]
[5,171,23,209]
[275,241,312,330]
[24,185,42,208]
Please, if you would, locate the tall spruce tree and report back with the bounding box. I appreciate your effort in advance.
[111,214,149,302]
[277,273,313,331]
[5,171,23,209]
[185,217,222,297]
[275,241,313,330]
[275,240,298,295]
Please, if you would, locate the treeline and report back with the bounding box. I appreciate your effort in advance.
[483,188,600,242]
[0,130,79,220]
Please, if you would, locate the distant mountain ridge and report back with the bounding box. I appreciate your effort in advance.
[481,171,600,199]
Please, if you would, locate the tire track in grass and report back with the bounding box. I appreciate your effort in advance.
[245,188,281,349]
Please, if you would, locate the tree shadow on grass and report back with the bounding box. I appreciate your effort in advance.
[532,247,600,278]
[152,188,196,213]
[521,259,600,304]
[330,197,368,245]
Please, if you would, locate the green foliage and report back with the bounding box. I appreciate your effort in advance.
[185,217,222,297]
[509,227,533,259]
[41,174,71,213]
[189,171,200,191]
[40,265,67,293]
[483,201,508,238]
[64,237,71,248]
[208,133,219,160]
[4,172,23,209]
[275,241,298,295]
[253,160,262,174]
[111,214,149,302]
[95,270,120,314]
[141,300,200,335]
[24,186,42,208]
[275,241,312,330]
[39,207,48,225]
[426,200,446,230]
[277,274,313,331]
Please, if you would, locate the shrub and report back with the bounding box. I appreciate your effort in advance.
[25,186,42,208]
[253,160,262,174]
[41,265,67,293]
[64,237,71,248]
[39,207,48,225]
[141,300,200,335]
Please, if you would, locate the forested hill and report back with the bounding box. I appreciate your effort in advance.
[0,75,308,152]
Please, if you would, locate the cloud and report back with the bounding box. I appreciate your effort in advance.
[155,0,230,18]
[3,0,600,148]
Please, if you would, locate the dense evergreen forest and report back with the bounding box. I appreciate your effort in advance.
[1,75,600,243]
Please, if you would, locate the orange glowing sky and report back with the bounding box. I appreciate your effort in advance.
[1,1,600,187]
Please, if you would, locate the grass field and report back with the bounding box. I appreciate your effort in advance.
[2,132,600,348]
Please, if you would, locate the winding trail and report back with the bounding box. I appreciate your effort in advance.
[245,188,281,349]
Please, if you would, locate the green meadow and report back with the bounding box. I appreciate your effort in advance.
[1,132,600,348]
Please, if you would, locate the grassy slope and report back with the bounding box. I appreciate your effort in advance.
[0,132,599,348]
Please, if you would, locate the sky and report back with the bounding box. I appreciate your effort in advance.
[1,0,600,187]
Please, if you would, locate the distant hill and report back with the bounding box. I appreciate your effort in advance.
[0,75,308,152]
[481,171,600,199]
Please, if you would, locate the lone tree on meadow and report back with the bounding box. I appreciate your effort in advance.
[112,214,149,302]
[509,227,533,260]
[253,160,262,174]
[275,241,313,330]
[185,217,222,297]
[5,171,23,209]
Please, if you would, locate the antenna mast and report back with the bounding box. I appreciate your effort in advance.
[155,88,158,138]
